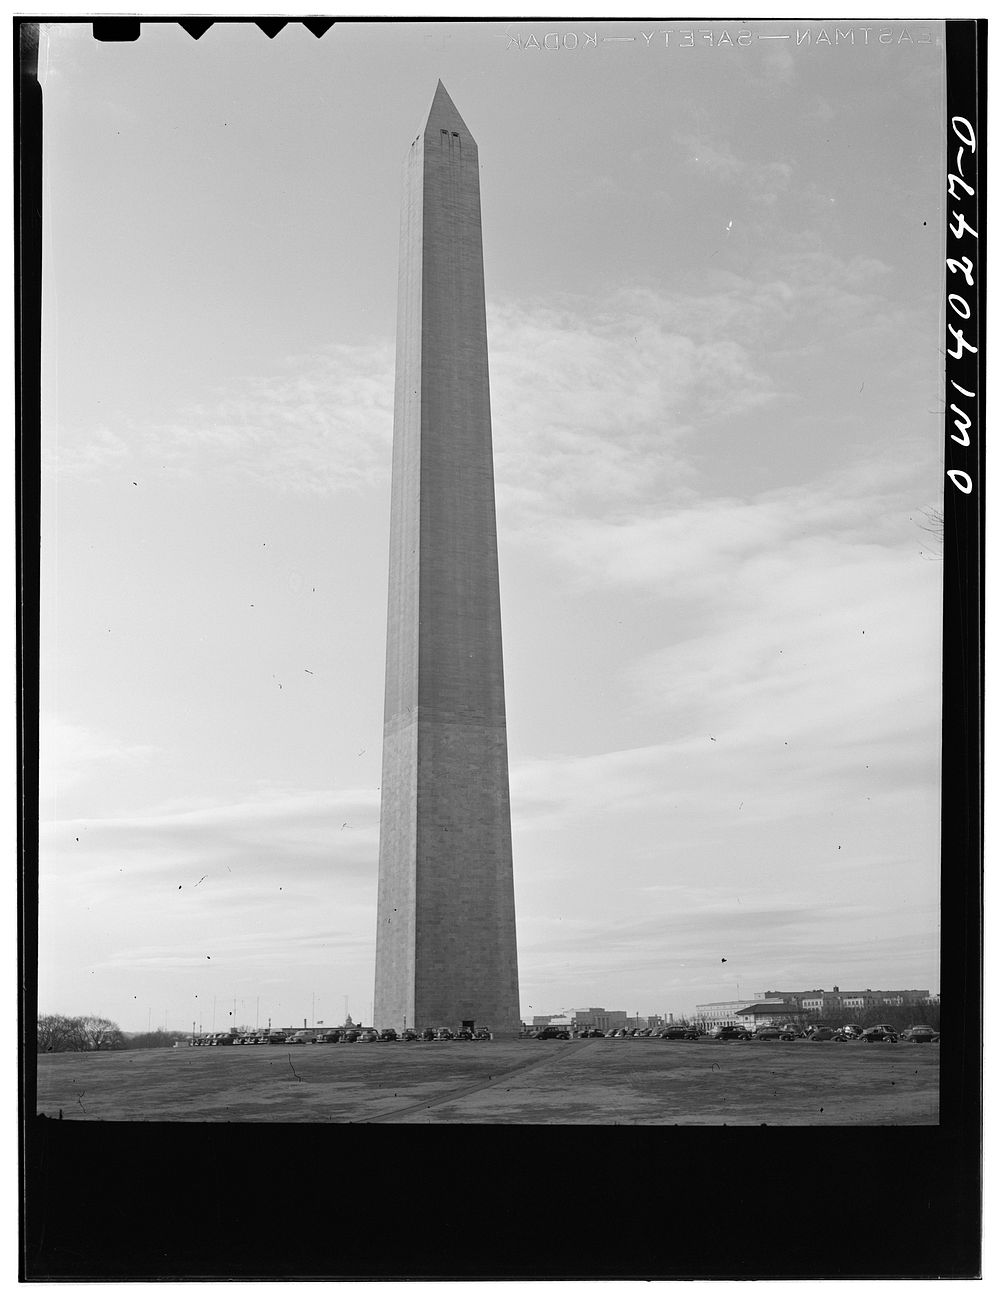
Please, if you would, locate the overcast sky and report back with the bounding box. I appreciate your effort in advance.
[37,17,945,1033]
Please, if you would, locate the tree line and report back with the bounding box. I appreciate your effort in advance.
[36,1015,125,1052]
[37,1016,195,1052]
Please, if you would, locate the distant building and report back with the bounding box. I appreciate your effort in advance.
[734,1002,803,1030]
[694,999,757,1029]
[755,987,933,1016]
[573,1007,628,1033]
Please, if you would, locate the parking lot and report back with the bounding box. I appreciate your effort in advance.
[35,1034,939,1124]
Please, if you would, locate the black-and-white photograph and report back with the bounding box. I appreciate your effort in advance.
[34,13,948,1114]
[20,11,983,1281]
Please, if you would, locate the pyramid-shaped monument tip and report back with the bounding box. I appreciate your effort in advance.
[424,80,472,139]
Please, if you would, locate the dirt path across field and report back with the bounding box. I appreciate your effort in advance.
[365,1038,593,1122]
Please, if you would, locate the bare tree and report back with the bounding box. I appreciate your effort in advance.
[37,1014,87,1052]
[79,1016,125,1051]
[915,506,944,558]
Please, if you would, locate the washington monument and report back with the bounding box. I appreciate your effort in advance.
[373,83,520,1036]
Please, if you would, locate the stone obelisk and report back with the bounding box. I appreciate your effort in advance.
[374,82,520,1037]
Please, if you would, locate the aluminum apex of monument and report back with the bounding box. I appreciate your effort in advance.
[373,83,521,1037]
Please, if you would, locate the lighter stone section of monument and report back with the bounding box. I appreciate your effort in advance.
[374,83,520,1037]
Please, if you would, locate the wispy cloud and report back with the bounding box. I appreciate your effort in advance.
[40,715,158,811]
[38,784,381,1019]
[50,341,395,494]
[515,895,938,1012]
[40,785,379,890]
[49,263,922,537]
[677,134,746,183]
[488,288,778,525]
[544,454,933,595]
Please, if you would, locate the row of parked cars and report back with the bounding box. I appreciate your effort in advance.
[682,1023,940,1043]
[531,1023,940,1043]
[191,1026,495,1046]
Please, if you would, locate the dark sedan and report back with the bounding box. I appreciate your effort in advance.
[713,1025,751,1042]
[900,1024,938,1043]
[861,1025,899,1043]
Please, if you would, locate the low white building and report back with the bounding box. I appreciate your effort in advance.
[694,999,756,1030]
[734,1002,802,1030]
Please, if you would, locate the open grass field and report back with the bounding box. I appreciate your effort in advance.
[35,1035,939,1124]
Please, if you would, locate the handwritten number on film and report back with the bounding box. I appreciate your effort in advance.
[945,117,977,496]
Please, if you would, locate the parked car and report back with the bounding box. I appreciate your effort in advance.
[356,1029,379,1043]
[534,1027,571,1040]
[318,1030,342,1044]
[420,1027,436,1041]
[713,1025,751,1042]
[378,1028,398,1042]
[434,1027,454,1041]
[399,1028,419,1042]
[660,1026,699,1040]
[861,1025,898,1043]
[589,1029,605,1038]
[342,1029,360,1043]
[900,1024,937,1043]
[475,1028,493,1041]
[752,1025,797,1042]
[286,1030,317,1045]
[833,1024,864,1041]
[265,1032,287,1045]
[808,1026,837,1041]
